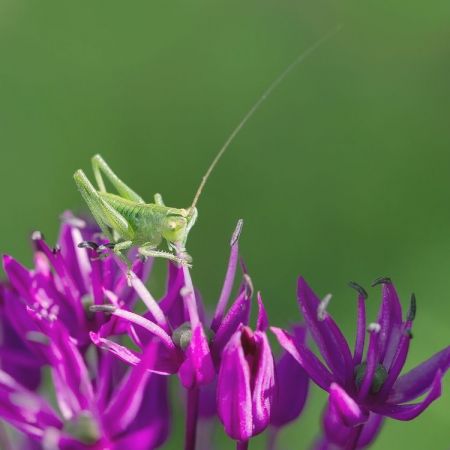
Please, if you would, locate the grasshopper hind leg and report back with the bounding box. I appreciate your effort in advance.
[91,154,145,203]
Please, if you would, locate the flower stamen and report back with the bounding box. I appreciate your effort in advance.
[317,294,332,321]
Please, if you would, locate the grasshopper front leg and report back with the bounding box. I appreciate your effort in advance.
[99,240,134,269]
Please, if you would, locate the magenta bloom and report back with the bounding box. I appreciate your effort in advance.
[87,220,255,450]
[89,220,251,389]
[272,277,449,449]
[216,294,275,446]
[0,214,169,449]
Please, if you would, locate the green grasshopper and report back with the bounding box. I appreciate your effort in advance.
[74,27,340,268]
[74,154,197,266]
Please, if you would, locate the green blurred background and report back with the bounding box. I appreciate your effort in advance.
[0,0,449,448]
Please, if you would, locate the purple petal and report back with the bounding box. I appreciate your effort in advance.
[179,325,215,389]
[322,410,383,450]
[57,435,94,450]
[357,413,384,448]
[108,308,176,352]
[353,294,366,366]
[159,263,188,329]
[58,224,91,295]
[256,292,269,332]
[211,220,242,332]
[113,425,165,450]
[1,288,48,365]
[375,282,403,366]
[251,331,275,435]
[373,370,443,420]
[212,290,251,359]
[270,334,309,428]
[32,237,84,319]
[0,295,42,390]
[271,327,333,391]
[2,256,33,300]
[104,344,158,435]
[37,320,94,419]
[297,277,353,384]
[0,370,62,438]
[90,332,141,365]
[95,351,118,410]
[329,383,368,427]
[217,330,253,441]
[124,373,170,449]
[378,323,413,399]
[357,327,381,401]
[90,332,180,375]
[388,347,450,404]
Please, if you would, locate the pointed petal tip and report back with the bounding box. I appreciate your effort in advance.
[328,383,368,426]
[256,292,269,331]
[89,331,101,345]
[407,293,417,322]
[230,219,244,247]
[348,281,368,299]
[371,276,392,287]
[2,254,12,265]
[296,276,310,299]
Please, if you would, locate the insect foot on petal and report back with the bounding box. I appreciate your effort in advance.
[78,241,99,250]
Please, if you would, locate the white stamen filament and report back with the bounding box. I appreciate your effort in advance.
[111,308,175,350]
[317,293,332,321]
[367,322,381,333]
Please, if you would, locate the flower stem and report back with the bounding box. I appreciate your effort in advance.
[237,441,249,450]
[184,386,199,450]
[266,427,278,450]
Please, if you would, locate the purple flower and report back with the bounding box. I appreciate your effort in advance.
[89,220,252,389]
[2,212,152,350]
[87,219,255,450]
[272,277,449,449]
[0,341,170,450]
[0,214,170,449]
[216,293,275,446]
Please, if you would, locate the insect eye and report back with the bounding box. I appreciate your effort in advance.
[168,221,177,230]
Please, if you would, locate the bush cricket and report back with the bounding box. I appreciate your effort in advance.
[74,26,341,269]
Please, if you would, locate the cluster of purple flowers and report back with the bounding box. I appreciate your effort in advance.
[0,213,448,450]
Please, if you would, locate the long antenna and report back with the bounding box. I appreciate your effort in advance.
[190,24,342,211]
